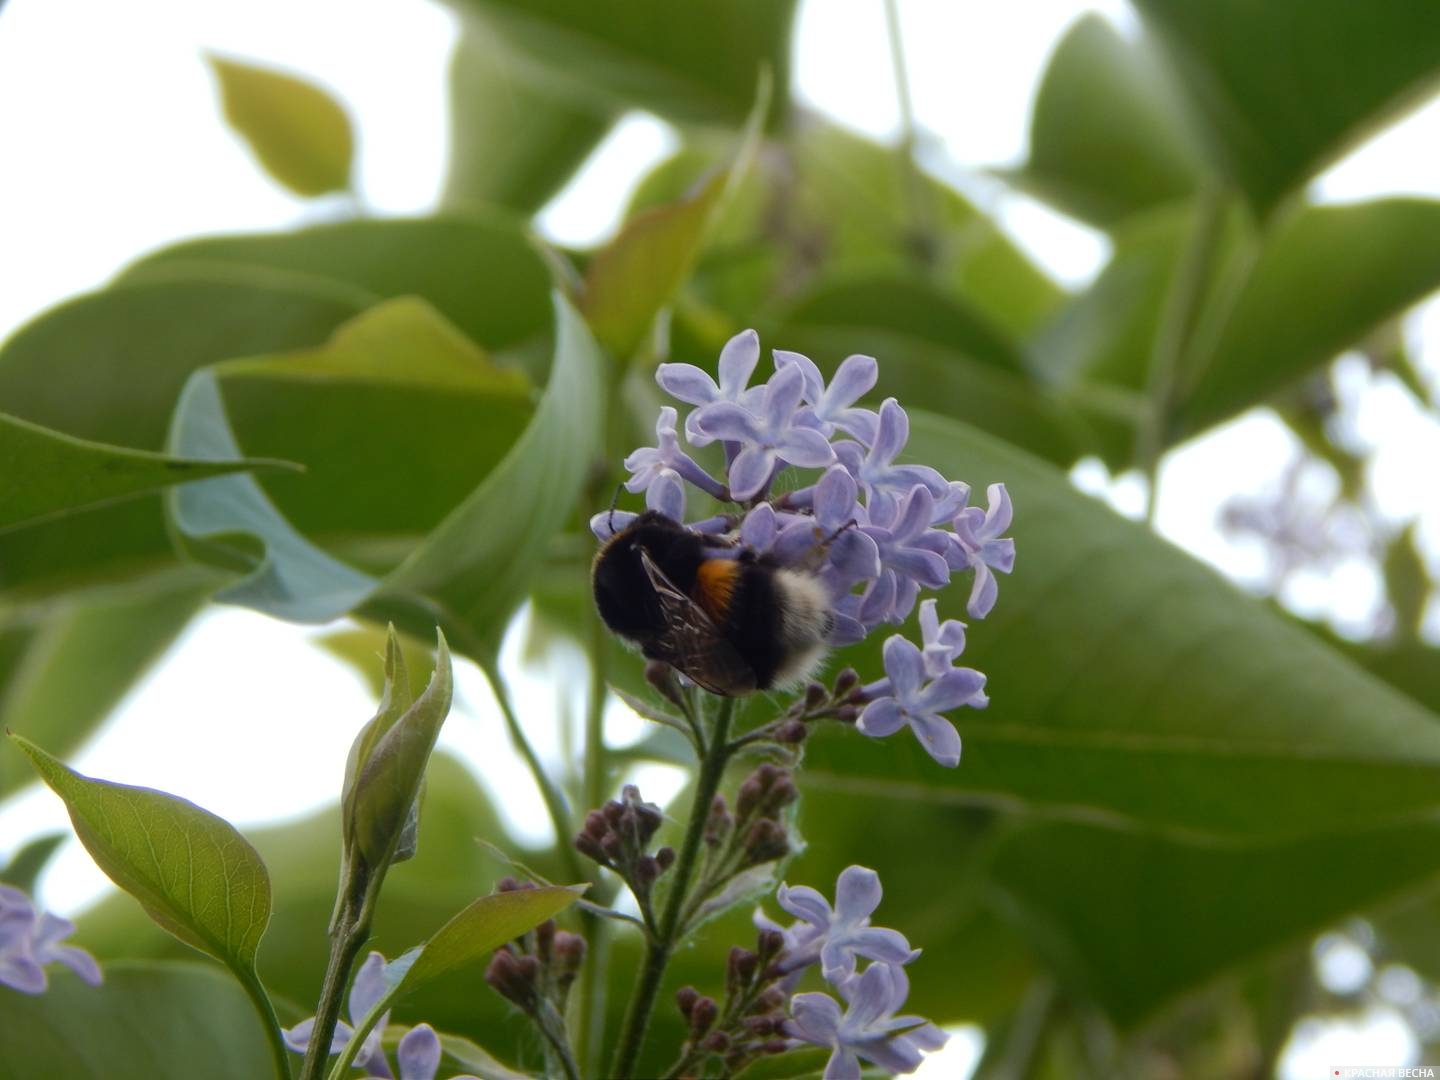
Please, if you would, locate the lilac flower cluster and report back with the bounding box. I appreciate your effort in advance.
[756,866,946,1079]
[285,952,479,1080]
[592,330,1014,767]
[0,884,101,995]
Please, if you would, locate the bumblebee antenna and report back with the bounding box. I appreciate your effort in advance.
[819,518,859,548]
[606,482,624,534]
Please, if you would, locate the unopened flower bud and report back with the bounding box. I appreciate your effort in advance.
[761,1038,790,1056]
[834,704,859,724]
[689,995,719,1037]
[485,950,539,1011]
[744,819,789,864]
[634,855,661,887]
[756,929,785,963]
[496,876,521,892]
[755,986,785,1013]
[553,931,586,991]
[676,985,700,1019]
[535,919,555,964]
[655,846,676,872]
[699,1031,731,1053]
[727,946,758,995]
[583,811,608,838]
[775,720,808,744]
[745,1014,780,1035]
[804,682,827,709]
[833,668,859,696]
[704,795,732,846]
[645,660,687,707]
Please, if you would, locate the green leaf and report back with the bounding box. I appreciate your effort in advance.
[10,735,271,978]
[1133,0,1440,216]
[334,884,585,1078]
[0,582,204,800]
[442,24,615,214]
[351,630,454,865]
[1008,14,1204,228]
[0,832,65,893]
[168,292,605,653]
[1384,523,1431,639]
[319,622,435,700]
[806,410,1440,842]
[438,0,797,127]
[777,274,1084,465]
[583,74,769,360]
[987,819,1440,1026]
[0,273,367,603]
[208,54,354,197]
[0,961,273,1080]
[0,411,295,533]
[1175,198,1440,437]
[122,214,555,353]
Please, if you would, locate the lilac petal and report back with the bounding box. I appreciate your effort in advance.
[828,612,868,645]
[833,866,883,923]
[983,483,1013,536]
[967,562,999,619]
[906,1022,950,1052]
[858,571,898,625]
[870,399,909,464]
[0,952,46,994]
[918,668,987,712]
[881,635,926,698]
[590,510,636,540]
[824,354,878,411]
[655,362,720,406]
[396,1024,442,1080]
[909,713,962,767]
[821,938,858,981]
[761,362,807,427]
[884,547,950,590]
[741,502,778,550]
[728,445,776,501]
[777,884,834,929]
[717,329,761,396]
[43,941,102,987]
[284,1018,356,1056]
[823,1047,863,1080]
[845,963,897,1030]
[828,530,880,581]
[774,520,822,564]
[693,401,762,443]
[833,408,880,445]
[850,1033,925,1077]
[788,991,844,1043]
[850,927,920,967]
[814,466,858,527]
[857,698,906,737]
[985,537,1017,574]
[776,427,837,469]
[891,577,921,625]
[646,470,686,521]
[832,440,865,478]
[892,486,934,540]
[930,481,971,523]
[348,952,389,1022]
[773,349,824,402]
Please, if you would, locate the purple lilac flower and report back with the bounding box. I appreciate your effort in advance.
[622,406,726,500]
[949,483,1016,619]
[393,1024,479,1080]
[832,399,948,522]
[0,884,102,995]
[858,634,988,768]
[656,328,762,447]
[285,951,393,1076]
[785,962,947,1079]
[773,350,881,444]
[692,362,837,501]
[772,866,918,981]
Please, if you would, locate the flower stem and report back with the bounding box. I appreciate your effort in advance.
[576,614,613,1076]
[237,967,293,1080]
[609,696,736,1078]
[298,892,373,1080]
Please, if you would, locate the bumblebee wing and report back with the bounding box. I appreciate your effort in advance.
[638,549,756,696]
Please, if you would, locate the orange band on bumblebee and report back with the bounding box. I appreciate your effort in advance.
[694,558,740,622]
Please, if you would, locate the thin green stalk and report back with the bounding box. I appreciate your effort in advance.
[237,968,293,1080]
[576,613,612,1076]
[610,698,737,1078]
[1139,185,1227,523]
[299,893,374,1080]
[883,0,937,264]
[480,658,586,885]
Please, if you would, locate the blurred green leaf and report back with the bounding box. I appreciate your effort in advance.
[0,273,367,604]
[1133,0,1440,216]
[12,736,271,981]
[987,819,1440,1026]
[1176,198,1440,439]
[440,0,797,127]
[123,214,555,353]
[1384,523,1431,639]
[0,411,294,534]
[0,582,203,800]
[583,75,768,359]
[0,832,65,893]
[208,54,354,198]
[778,274,1084,465]
[0,961,272,1080]
[167,293,604,655]
[806,410,1440,842]
[442,24,615,214]
[1008,14,1204,227]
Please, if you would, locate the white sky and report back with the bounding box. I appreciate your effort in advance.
[2,0,1438,1073]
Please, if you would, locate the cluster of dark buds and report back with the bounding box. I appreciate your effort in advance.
[687,764,798,921]
[668,928,793,1077]
[573,785,675,929]
[735,669,867,753]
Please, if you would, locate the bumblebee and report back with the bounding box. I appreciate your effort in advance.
[592,511,834,696]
